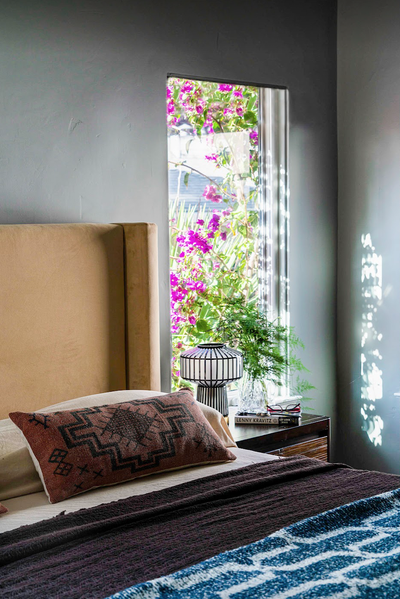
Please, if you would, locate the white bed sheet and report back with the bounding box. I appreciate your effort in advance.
[0,447,277,534]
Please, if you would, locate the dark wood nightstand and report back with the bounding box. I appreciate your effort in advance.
[229,407,330,461]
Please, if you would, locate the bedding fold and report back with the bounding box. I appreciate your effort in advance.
[1,456,400,599]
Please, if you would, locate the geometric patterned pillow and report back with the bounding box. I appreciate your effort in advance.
[9,390,236,503]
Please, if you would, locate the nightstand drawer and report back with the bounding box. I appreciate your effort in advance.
[268,437,328,461]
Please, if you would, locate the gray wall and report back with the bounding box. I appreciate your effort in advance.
[0,0,337,425]
[337,0,400,471]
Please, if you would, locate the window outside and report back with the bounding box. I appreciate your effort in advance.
[167,78,289,390]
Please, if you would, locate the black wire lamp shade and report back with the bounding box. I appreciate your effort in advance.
[180,342,243,416]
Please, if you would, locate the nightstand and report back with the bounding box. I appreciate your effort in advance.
[229,407,330,461]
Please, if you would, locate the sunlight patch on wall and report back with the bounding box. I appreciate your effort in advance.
[361,233,383,446]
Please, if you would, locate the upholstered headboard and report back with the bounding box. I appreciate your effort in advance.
[0,223,160,419]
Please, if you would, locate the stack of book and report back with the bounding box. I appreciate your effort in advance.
[234,397,302,425]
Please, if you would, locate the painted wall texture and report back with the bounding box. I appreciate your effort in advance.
[0,1,337,429]
[337,0,400,472]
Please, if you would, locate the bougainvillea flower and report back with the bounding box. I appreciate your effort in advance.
[218,84,233,92]
[170,273,179,287]
[250,129,259,144]
[205,154,218,162]
[167,100,175,115]
[236,105,244,116]
[181,81,194,94]
[233,89,243,98]
[203,185,222,203]
[177,229,213,254]
[192,281,207,293]
[188,315,196,325]
[196,219,205,225]
[220,231,227,241]
[208,214,221,232]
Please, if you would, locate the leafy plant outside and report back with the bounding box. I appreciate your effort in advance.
[167,77,313,400]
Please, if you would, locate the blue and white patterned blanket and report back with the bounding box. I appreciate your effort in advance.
[107,487,400,598]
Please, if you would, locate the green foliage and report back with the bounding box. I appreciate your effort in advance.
[212,296,315,398]
[167,77,314,400]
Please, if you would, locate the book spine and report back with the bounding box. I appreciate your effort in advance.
[234,416,300,425]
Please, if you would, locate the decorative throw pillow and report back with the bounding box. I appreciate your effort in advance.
[9,390,236,503]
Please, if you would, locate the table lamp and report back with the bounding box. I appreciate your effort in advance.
[180,342,243,416]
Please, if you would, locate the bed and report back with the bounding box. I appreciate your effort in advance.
[1,223,400,599]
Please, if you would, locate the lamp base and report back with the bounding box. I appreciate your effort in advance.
[196,385,228,417]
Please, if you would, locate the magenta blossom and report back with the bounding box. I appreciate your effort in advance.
[220,231,227,241]
[167,100,175,115]
[170,272,179,287]
[203,185,222,203]
[171,288,188,303]
[181,81,194,94]
[236,105,244,116]
[187,280,207,293]
[167,87,173,99]
[205,154,218,162]
[222,208,232,216]
[188,315,196,325]
[196,219,205,225]
[218,84,233,92]
[250,130,259,144]
[208,214,221,233]
[233,89,243,98]
[177,229,213,254]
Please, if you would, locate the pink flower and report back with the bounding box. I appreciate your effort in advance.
[176,229,213,254]
[220,231,227,241]
[167,100,175,115]
[196,219,204,225]
[188,315,196,325]
[167,87,173,99]
[222,208,232,216]
[194,281,206,293]
[203,185,222,203]
[233,90,243,98]
[236,105,244,116]
[181,81,194,94]
[205,154,218,162]
[170,273,179,287]
[208,214,221,232]
[250,130,258,144]
[218,84,233,92]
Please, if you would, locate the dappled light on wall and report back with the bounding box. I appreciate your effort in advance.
[360,233,383,446]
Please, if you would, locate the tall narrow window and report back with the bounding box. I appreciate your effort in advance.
[167,78,289,390]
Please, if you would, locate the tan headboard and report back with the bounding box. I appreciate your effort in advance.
[0,223,160,419]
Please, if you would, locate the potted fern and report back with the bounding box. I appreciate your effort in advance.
[212,296,314,411]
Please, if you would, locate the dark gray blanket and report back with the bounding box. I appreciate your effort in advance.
[1,456,400,599]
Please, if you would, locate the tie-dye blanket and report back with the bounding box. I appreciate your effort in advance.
[108,487,400,599]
